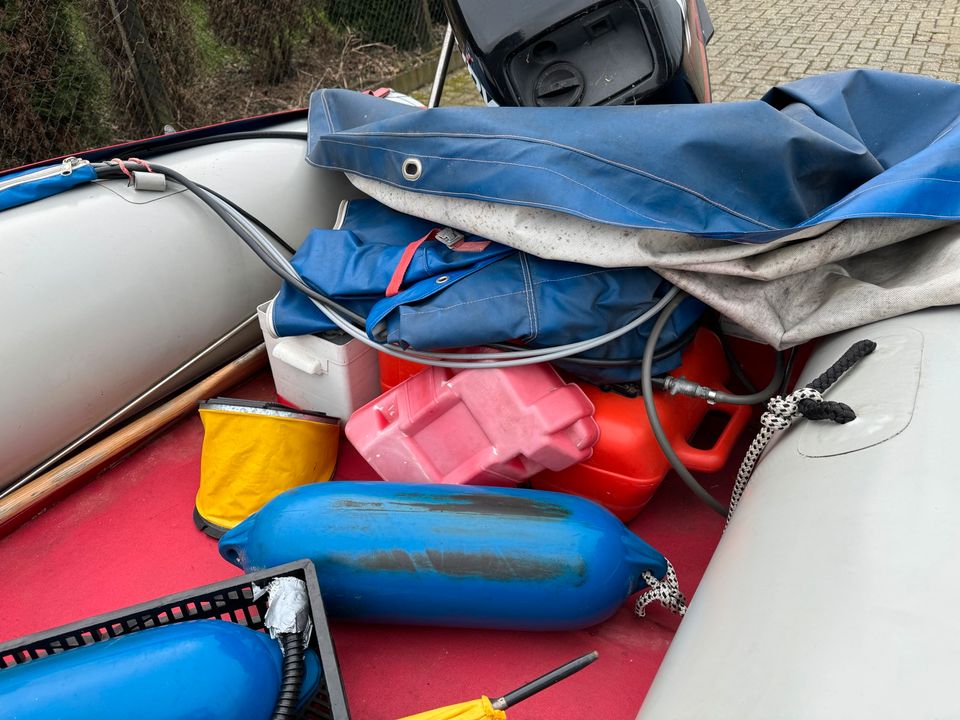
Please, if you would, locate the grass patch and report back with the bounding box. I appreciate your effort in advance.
[184,0,242,73]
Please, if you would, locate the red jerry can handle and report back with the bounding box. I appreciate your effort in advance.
[672,401,752,473]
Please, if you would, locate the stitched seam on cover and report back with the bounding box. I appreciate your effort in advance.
[330,165,960,236]
[398,268,618,316]
[804,176,960,224]
[309,165,700,232]
[301,90,335,170]
[319,138,671,225]
[519,253,538,342]
[325,131,776,228]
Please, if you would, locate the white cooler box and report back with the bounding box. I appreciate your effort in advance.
[257,300,382,421]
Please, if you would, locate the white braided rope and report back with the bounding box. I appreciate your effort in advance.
[635,560,687,618]
[726,387,823,524]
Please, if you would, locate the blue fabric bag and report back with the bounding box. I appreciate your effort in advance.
[0,160,96,213]
[270,199,703,383]
[305,70,960,243]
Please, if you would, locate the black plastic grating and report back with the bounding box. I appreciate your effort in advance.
[0,561,349,719]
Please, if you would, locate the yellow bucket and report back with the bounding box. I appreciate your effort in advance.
[194,397,339,537]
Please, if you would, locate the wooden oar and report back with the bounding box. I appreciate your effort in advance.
[0,345,267,537]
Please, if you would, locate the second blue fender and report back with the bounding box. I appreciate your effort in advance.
[0,620,322,719]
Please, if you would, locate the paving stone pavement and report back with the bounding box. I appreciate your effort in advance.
[421,1,960,105]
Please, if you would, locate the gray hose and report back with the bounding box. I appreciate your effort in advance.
[98,160,681,371]
[661,350,784,406]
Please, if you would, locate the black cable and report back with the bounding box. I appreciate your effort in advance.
[641,291,729,516]
[714,319,757,393]
[271,633,305,720]
[778,347,799,395]
[571,314,784,404]
[697,349,784,406]
[551,317,702,367]
[95,160,695,369]
[649,319,702,361]
[110,130,308,162]
[95,162,367,327]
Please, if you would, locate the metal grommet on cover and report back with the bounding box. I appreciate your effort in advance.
[436,275,449,284]
[402,158,422,181]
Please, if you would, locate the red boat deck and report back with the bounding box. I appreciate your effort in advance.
[0,369,738,719]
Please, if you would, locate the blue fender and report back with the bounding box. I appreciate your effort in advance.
[0,620,321,719]
[220,482,668,631]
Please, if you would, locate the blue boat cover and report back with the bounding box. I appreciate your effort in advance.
[271,199,703,382]
[306,70,960,243]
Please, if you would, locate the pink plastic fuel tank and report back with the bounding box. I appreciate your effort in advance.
[345,364,599,486]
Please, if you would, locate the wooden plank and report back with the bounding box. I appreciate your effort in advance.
[0,345,267,537]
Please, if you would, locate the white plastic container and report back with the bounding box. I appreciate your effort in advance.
[257,300,381,420]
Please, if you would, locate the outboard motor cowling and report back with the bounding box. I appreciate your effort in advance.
[442,0,712,106]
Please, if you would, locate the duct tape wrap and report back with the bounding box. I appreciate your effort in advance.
[254,577,314,651]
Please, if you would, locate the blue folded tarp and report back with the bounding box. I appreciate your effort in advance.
[270,199,703,383]
[306,70,960,244]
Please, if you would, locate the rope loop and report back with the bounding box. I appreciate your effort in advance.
[726,339,876,525]
[760,387,822,430]
[636,560,687,618]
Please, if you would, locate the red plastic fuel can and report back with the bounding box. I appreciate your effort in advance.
[530,330,751,521]
[378,353,429,393]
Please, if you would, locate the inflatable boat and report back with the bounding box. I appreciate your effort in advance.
[0,64,960,720]
[1,110,716,719]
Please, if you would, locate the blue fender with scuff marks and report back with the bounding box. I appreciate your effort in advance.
[0,620,321,719]
[220,482,668,631]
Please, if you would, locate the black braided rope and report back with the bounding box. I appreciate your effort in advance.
[796,339,877,424]
[727,339,877,522]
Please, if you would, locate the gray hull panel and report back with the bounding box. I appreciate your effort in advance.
[639,307,960,719]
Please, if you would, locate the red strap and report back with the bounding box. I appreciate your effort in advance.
[453,239,490,252]
[110,158,132,181]
[127,157,154,172]
[385,229,438,297]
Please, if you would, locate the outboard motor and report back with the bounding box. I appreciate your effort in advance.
[441,0,714,106]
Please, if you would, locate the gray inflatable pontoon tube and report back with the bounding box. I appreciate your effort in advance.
[638,306,960,719]
[0,121,358,490]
